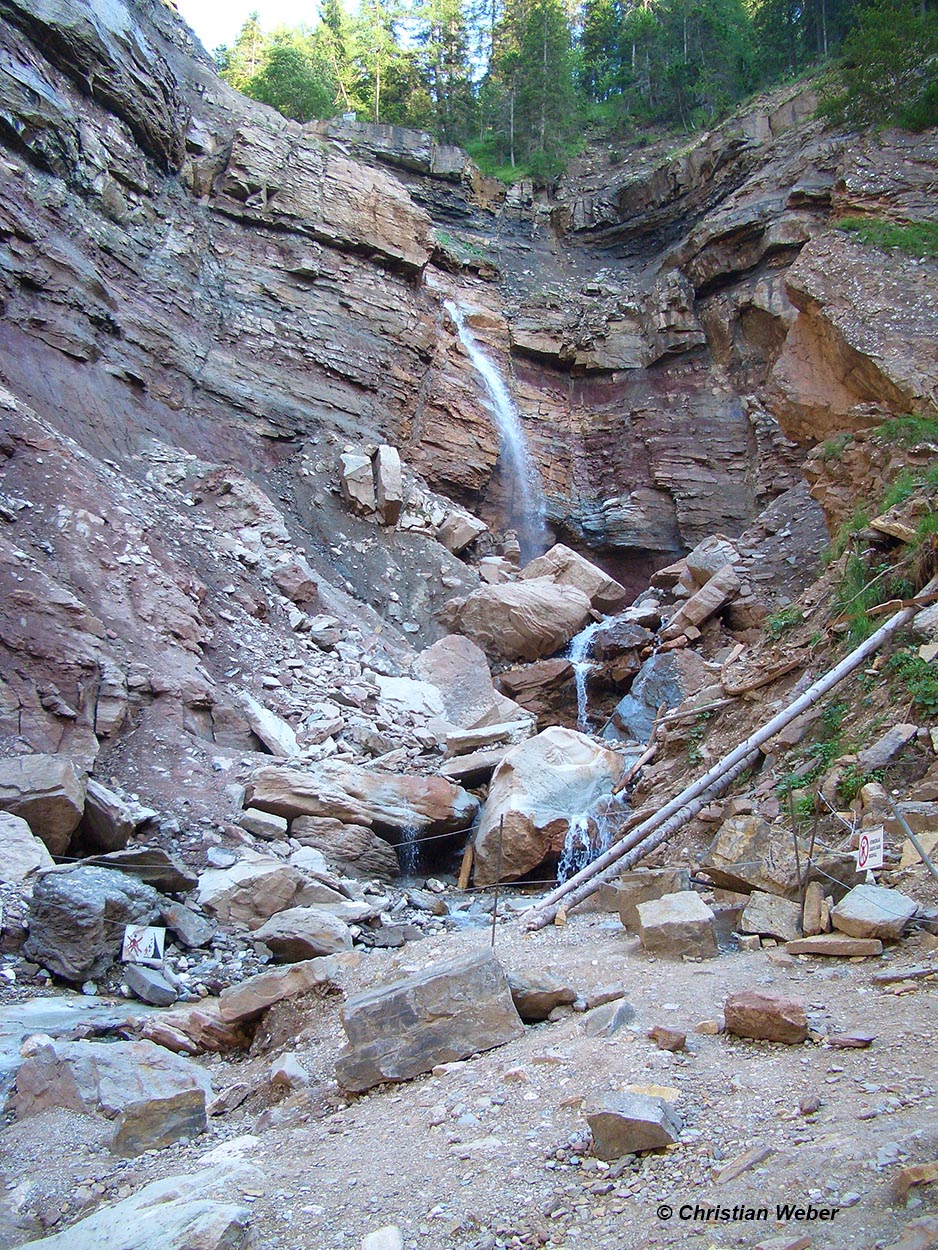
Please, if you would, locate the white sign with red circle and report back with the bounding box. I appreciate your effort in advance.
[856,826,884,872]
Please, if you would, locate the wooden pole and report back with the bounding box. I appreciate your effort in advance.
[523,578,938,930]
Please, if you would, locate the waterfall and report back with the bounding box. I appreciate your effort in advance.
[445,300,546,561]
[556,791,627,884]
[567,618,602,732]
[398,824,420,876]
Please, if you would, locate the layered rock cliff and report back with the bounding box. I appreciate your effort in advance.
[0,0,935,819]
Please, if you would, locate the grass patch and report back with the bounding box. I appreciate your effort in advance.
[433,230,489,264]
[766,604,804,639]
[820,432,854,462]
[837,216,938,259]
[875,414,938,448]
[889,648,938,716]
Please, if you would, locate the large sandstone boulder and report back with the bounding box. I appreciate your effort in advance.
[473,727,623,885]
[236,693,298,758]
[246,761,478,834]
[0,754,86,855]
[659,564,740,640]
[291,816,400,881]
[414,634,499,729]
[335,950,524,1092]
[218,953,357,1025]
[9,1163,257,1250]
[587,1092,682,1159]
[23,866,161,982]
[442,577,592,662]
[197,855,340,930]
[606,649,711,743]
[519,544,628,613]
[78,778,136,852]
[0,812,54,882]
[702,814,861,899]
[831,884,918,941]
[637,891,718,958]
[14,1038,212,1155]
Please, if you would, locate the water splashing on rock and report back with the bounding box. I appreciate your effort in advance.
[445,300,546,561]
[556,791,627,884]
[398,825,420,877]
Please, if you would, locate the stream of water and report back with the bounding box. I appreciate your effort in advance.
[445,300,546,561]
[567,618,602,732]
[556,791,627,884]
[398,824,420,876]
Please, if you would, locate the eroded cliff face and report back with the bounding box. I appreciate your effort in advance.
[0,0,934,812]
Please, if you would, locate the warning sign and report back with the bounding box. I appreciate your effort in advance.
[122,925,166,966]
[857,826,884,872]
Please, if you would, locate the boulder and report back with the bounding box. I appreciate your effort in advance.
[414,634,499,729]
[611,867,692,930]
[436,510,487,554]
[0,811,54,882]
[473,728,623,885]
[607,649,710,742]
[498,658,575,721]
[637,891,718,958]
[140,1002,253,1055]
[237,692,298,758]
[519,543,628,613]
[197,857,309,930]
[23,866,161,982]
[586,1092,682,1159]
[84,847,197,895]
[335,949,524,1092]
[442,577,592,662]
[660,564,740,640]
[702,814,860,898]
[218,953,357,1024]
[9,1162,257,1250]
[507,971,577,1022]
[724,990,807,1044]
[740,890,803,942]
[684,535,740,586]
[254,906,354,960]
[786,934,883,957]
[857,724,918,772]
[246,761,478,834]
[14,1038,211,1155]
[372,444,403,526]
[0,754,86,855]
[591,619,655,661]
[831,884,918,941]
[339,452,376,514]
[238,807,289,840]
[291,816,400,881]
[160,901,217,949]
[124,964,179,1007]
[79,778,136,852]
[271,553,320,608]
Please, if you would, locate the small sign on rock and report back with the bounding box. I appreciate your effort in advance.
[857,826,884,872]
[122,924,166,966]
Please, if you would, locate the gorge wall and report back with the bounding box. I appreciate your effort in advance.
[0,0,935,818]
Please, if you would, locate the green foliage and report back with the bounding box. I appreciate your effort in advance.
[818,0,938,127]
[838,763,883,805]
[875,414,938,448]
[820,432,854,462]
[837,217,938,259]
[888,649,938,716]
[827,507,870,563]
[766,604,804,638]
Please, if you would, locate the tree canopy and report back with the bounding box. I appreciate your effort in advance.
[214,0,938,180]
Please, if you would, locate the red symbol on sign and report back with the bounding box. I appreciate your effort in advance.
[857,834,871,870]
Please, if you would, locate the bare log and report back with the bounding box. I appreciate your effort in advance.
[523,577,938,930]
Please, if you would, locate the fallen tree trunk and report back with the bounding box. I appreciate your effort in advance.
[523,577,938,930]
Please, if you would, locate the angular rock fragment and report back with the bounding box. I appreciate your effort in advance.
[219,953,356,1024]
[336,950,524,1092]
[254,906,354,960]
[9,1162,258,1250]
[14,1038,211,1155]
[85,846,197,894]
[831,884,918,941]
[0,811,54,882]
[79,778,136,852]
[160,901,217,949]
[507,971,577,1022]
[637,891,718,958]
[519,543,628,613]
[197,857,308,929]
[24,866,161,982]
[291,815,400,881]
[612,866,692,930]
[238,807,289,840]
[786,934,883,957]
[724,990,807,1044]
[372,444,403,526]
[441,577,592,663]
[586,1092,682,1159]
[740,890,803,942]
[124,963,178,1007]
[0,754,86,855]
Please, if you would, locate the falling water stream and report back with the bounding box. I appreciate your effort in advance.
[398,824,420,876]
[445,300,547,561]
[567,618,602,732]
[556,791,628,884]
